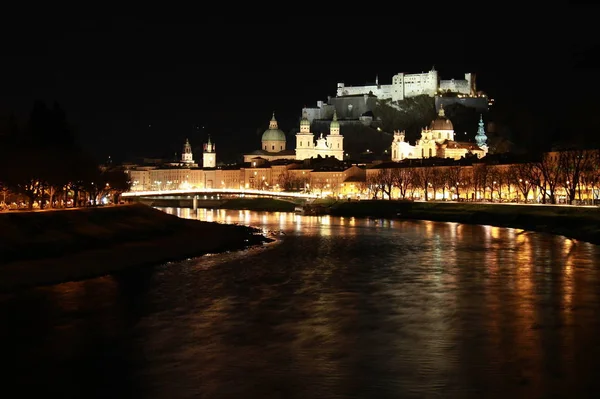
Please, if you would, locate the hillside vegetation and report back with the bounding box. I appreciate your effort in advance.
[373,95,437,141]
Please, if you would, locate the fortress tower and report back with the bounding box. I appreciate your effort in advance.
[203,136,216,168]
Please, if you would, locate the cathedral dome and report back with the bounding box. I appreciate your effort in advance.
[430,105,453,131]
[262,128,286,142]
[262,112,286,142]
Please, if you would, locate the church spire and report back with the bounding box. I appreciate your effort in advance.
[333,109,338,121]
[475,114,488,149]
[181,138,194,164]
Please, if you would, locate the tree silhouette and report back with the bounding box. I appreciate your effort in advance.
[0,101,104,208]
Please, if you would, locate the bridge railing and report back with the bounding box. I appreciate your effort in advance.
[122,188,319,199]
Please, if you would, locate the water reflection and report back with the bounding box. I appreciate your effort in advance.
[1,207,599,398]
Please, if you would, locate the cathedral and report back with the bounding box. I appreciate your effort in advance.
[391,105,488,161]
[295,109,344,161]
[243,113,296,163]
[243,111,345,163]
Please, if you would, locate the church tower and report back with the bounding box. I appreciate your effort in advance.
[203,135,216,168]
[181,138,194,165]
[475,114,488,156]
[326,109,344,160]
[295,109,315,161]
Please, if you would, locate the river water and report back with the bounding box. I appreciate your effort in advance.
[2,207,600,398]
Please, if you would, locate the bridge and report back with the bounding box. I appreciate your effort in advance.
[122,188,319,200]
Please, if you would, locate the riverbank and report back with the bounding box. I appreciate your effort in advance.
[0,204,272,292]
[327,200,600,245]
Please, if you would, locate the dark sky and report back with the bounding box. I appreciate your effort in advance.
[1,8,598,163]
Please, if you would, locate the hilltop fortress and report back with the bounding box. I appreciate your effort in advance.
[303,68,488,124]
[337,68,476,101]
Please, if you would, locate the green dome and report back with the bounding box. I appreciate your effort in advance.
[300,110,310,126]
[262,128,286,142]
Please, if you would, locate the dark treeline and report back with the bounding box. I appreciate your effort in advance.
[0,101,130,210]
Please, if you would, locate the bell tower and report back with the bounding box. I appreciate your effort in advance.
[475,114,488,156]
[203,135,216,168]
[181,138,194,164]
[295,109,315,161]
[326,110,344,160]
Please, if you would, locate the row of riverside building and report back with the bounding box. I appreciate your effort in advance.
[124,109,599,205]
[125,148,600,205]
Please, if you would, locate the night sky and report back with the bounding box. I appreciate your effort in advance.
[1,8,598,164]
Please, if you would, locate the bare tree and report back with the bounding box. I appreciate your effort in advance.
[366,173,383,199]
[446,165,463,200]
[415,167,434,201]
[356,180,370,198]
[473,163,489,201]
[581,149,600,204]
[535,152,562,204]
[277,170,296,191]
[429,167,445,201]
[309,176,327,197]
[378,168,396,200]
[489,166,508,200]
[392,168,412,199]
[508,163,535,202]
[559,149,594,205]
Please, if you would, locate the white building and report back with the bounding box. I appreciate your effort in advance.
[336,68,475,101]
[165,139,198,168]
[391,105,487,161]
[181,138,194,165]
[203,136,216,168]
[295,109,344,161]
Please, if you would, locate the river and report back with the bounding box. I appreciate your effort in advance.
[1,207,600,398]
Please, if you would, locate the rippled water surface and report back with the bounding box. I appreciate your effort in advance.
[2,207,600,398]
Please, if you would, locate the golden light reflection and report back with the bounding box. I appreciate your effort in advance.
[349,217,355,226]
[490,226,501,241]
[562,239,575,312]
[46,280,87,312]
[423,220,434,238]
[47,276,119,313]
[446,222,458,240]
[181,208,191,219]
[481,224,491,244]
